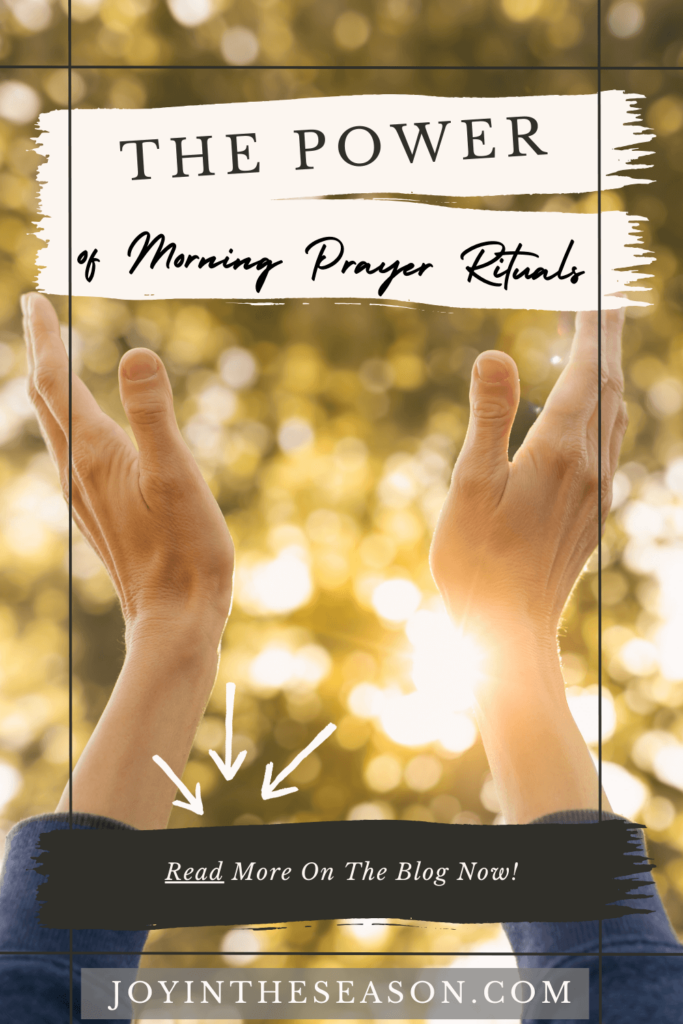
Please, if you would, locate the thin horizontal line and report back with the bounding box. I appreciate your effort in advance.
[604,65,683,71]
[3,62,682,72]
[2,949,682,957]
[4,63,601,71]
[164,881,225,884]
[0,63,70,69]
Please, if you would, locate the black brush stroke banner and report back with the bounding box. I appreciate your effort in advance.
[36,819,652,930]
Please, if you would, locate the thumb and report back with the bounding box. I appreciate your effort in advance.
[459,351,520,489]
[119,348,184,469]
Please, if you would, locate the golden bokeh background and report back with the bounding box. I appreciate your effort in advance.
[2,0,683,1015]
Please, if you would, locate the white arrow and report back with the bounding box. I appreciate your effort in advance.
[261,722,337,801]
[209,682,248,782]
[152,754,204,816]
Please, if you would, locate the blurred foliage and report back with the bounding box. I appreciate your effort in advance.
[1,0,683,1005]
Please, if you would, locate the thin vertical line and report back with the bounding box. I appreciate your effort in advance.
[597,1,603,829]
[597,4,604,1024]
[67,0,73,835]
[67,3,74,1022]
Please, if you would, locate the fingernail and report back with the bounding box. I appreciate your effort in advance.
[20,294,31,316]
[476,353,509,384]
[123,352,157,381]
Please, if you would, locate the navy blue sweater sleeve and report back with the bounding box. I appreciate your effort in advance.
[503,809,683,1023]
[0,813,149,1023]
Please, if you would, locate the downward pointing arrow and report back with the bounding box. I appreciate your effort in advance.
[209,683,248,782]
[261,722,337,801]
[152,754,204,816]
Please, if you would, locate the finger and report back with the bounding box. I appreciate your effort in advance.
[602,401,630,532]
[602,306,626,428]
[557,311,574,338]
[604,306,625,385]
[118,348,190,474]
[72,499,119,583]
[23,294,72,487]
[23,309,67,465]
[599,428,627,536]
[536,311,602,435]
[24,293,119,443]
[597,311,627,532]
[22,294,126,597]
[456,351,521,500]
[67,471,127,602]
[587,307,626,458]
[608,401,629,479]
[24,292,70,431]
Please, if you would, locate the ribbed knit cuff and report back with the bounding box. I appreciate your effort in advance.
[503,809,681,966]
[0,812,148,963]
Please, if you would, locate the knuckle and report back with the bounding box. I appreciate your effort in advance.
[584,462,600,494]
[143,466,186,504]
[601,468,613,502]
[211,548,235,595]
[472,396,510,422]
[32,362,59,400]
[604,374,624,399]
[550,436,587,476]
[125,396,170,427]
[601,487,612,524]
[453,466,484,503]
[58,466,70,502]
[27,376,40,405]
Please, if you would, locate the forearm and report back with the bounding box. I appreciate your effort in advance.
[473,628,611,824]
[56,616,223,829]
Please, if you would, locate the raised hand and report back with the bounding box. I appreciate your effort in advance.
[430,310,627,646]
[23,292,234,649]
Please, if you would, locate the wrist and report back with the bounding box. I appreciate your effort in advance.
[442,590,559,665]
[487,619,558,661]
[124,611,226,680]
[471,621,568,724]
[468,614,560,679]
[125,604,227,651]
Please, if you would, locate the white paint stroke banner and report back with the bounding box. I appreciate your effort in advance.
[36,91,651,211]
[37,203,652,311]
